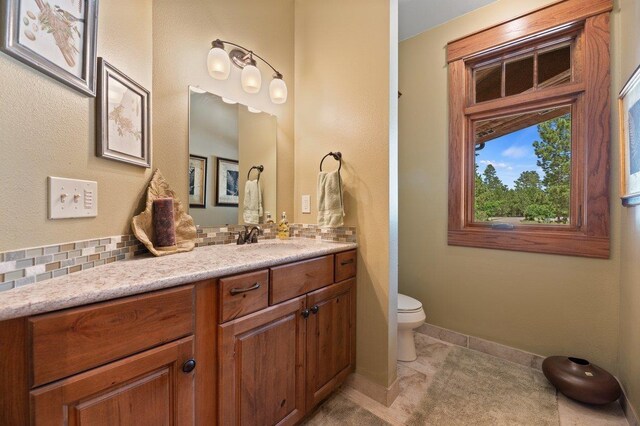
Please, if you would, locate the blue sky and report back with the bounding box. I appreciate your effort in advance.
[476,123,544,189]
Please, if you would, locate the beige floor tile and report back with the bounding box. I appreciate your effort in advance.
[309,336,630,426]
[399,333,453,376]
[558,394,628,426]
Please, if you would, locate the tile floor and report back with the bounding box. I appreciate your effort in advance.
[305,334,628,425]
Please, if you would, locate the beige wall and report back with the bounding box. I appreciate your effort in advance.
[0,0,153,251]
[294,0,398,387]
[617,0,640,416]
[399,0,622,372]
[153,0,294,224]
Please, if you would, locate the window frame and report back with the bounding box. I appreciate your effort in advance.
[447,0,612,258]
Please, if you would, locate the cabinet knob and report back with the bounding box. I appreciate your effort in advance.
[182,359,196,373]
[310,305,319,314]
[301,309,310,318]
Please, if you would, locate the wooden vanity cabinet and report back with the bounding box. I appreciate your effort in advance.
[219,297,307,426]
[0,249,356,426]
[0,284,213,426]
[218,250,357,425]
[30,337,195,426]
[305,278,356,409]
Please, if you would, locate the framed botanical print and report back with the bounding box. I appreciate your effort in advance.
[0,0,99,96]
[189,155,207,208]
[96,58,151,168]
[619,64,640,207]
[216,157,239,207]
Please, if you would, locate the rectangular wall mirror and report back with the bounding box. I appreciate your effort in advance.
[188,87,277,227]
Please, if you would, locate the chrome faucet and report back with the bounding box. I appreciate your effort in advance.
[237,225,263,244]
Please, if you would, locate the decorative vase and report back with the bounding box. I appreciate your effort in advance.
[542,356,621,405]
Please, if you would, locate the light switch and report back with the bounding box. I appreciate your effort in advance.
[302,195,311,214]
[48,177,98,219]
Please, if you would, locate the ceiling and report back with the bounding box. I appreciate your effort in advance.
[399,0,499,41]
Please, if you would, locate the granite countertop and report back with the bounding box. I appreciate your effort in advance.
[0,239,357,321]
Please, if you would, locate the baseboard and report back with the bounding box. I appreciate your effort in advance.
[416,323,545,371]
[346,373,400,407]
[620,385,640,426]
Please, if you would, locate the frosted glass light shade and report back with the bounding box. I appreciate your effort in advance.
[207,47,231,80]
[269,78,288,104]
[241,64,262,93]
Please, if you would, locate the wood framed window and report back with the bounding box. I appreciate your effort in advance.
[447,0,612,258]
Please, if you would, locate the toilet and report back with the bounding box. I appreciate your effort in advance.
[397,293,426,362]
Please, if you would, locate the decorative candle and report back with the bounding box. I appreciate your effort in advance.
[153,198,177,249]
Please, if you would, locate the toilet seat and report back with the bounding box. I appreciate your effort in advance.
[398,293,422,313]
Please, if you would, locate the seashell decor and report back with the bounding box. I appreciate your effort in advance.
[132,169,196,256]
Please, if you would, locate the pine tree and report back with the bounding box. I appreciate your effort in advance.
[533,114,571,222]
[512,170,545,216]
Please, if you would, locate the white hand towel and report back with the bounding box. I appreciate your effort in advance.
[318,170,345,227]
[243,180,263,224]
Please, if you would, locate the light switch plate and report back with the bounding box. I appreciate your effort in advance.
[48,177,98,219]
[302,195,311,214]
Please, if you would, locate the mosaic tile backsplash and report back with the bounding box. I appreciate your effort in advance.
[0,224,356,292]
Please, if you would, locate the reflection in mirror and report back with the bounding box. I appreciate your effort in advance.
[188,88,277,227]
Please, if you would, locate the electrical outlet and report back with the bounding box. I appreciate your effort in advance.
[48,177,98,219]
[302,195,311,214]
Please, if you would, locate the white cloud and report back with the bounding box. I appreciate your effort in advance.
[479,160,511,170]
[502,146,529,159]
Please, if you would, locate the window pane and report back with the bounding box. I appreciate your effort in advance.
[505,55,534,96]
[475,64,502,103]
[473,105,572,225]
[537,45,571,88]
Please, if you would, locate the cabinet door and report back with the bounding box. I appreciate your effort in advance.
[31,337,195,426]
[219,296,306,426]
[306,279,356,409]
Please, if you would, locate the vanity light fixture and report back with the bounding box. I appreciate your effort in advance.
[207,39,288,104]
[247,106,262,113]
[222,97,237,105]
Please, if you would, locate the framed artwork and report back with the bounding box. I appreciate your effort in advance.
[189,155,207,208]
[619,64,640,207]
[96,58,151,168]
[216,157,239,207]
[0,0,99,96]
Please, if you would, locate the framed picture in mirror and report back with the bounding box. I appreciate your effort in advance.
[96,58,151,167]
[0,0,99,96]
[189,155,207,208]
[619,64,640,207]
[216,157,239,207]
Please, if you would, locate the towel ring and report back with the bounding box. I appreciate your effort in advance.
[319,152,342,172]
[247,165,264,181]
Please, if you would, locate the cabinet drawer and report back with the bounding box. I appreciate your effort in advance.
[335,250,357,282]
[219,270,269,323]
[29,286,194,387]
[270,256,334,305]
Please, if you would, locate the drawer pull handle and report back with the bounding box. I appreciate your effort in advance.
[230,283,261,296]
[311,305,319,314]
[182,359,196,373]
[340,259,354,266]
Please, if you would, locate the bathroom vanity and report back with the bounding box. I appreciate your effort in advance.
[0,240,357,425]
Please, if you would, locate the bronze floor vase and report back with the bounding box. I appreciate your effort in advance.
[542,356,621,405]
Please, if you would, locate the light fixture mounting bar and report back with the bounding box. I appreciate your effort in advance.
[212,39,283,78]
